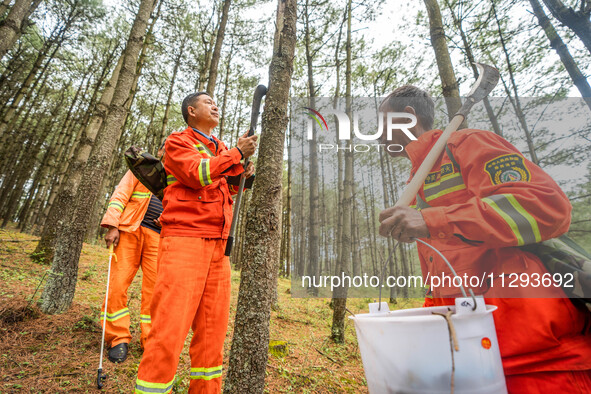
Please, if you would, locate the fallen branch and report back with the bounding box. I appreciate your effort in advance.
[314,347,342,365]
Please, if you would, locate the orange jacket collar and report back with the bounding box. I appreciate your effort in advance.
[187,126,220,154]
[404,129,443,169]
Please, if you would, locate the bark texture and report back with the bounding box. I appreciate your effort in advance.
[205,0,231,96]
[542,0,591,55]
[423,0,464,125]
[444,0,502,135]
[331,0,352,344]
[304,0,319,295]
[224,0,296,391]
[530,0,591,110]
[491,2,538,164]
[33,55,123,263]
[0,0,42,61]
[39,0,157,314]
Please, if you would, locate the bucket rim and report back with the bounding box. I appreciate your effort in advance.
[348,304,498,321]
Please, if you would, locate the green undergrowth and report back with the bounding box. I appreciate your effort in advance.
[0,228,423,392]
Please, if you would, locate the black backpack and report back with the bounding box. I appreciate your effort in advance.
[124,146,167,201]
[124,145,254,201]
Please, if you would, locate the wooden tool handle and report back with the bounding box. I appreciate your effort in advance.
[395,114,465,207]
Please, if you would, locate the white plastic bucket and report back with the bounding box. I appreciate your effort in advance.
[350,298,507,393]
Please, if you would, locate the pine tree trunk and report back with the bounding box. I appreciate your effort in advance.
[331,0,352,344]
[351,180,361,277]
[0,0,42,61]
[542,0,591,55]
[32,55,124,263]
[0,5,75,139]
[206,0,231,96]
[362,177,376,276]
[218,45,233,140]
[304,0,320,294]
[85,173,111,243]
[423,0,464,125]
[160,39,186,143]
[224,0,296,391]
[332,10,344,279]
[285,118,292,278]
[444,0,502,134]
[0,47,31,103]
[297,137,306,277]
[196,20,217,92]
[39,0,157,314]
[0,124,53,227]
[377,147,397,302]
[530,0,591,110]
[320,144,329,274]
[491,2,539,164]
[0,0,12,16]
[0,82,55,212]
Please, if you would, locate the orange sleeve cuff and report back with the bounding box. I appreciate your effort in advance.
[229,147,243,164]
[421,206,453,240]
[100,208,120,229]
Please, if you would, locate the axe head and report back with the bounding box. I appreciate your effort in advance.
[457,63,499,117]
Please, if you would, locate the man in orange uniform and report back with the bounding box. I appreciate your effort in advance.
[100,163,163,363]
[135,92,256,394]
[378,86,591,392]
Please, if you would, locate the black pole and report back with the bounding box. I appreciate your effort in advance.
[225,84,267,256]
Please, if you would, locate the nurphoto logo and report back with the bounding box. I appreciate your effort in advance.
[303,107,418,153]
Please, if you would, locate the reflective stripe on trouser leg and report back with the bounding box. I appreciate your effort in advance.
[136,237,218,392]
[190,366,222,380]
[139,226,159,349]
[135,377,175,394]
[189,239,231,394]
[100,229,142,347]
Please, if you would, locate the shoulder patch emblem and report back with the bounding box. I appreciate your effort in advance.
[484,154,530,185]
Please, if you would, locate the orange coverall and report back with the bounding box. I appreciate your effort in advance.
[408,129,591,392]
[100,170,159,348]
[136,127,245,394]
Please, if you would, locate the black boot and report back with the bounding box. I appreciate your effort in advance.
[108,343,128,363]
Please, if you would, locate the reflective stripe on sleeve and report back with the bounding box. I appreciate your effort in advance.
[108,201,125,212]
[132,192,151,199]
[423,172,466,202]
[166,175,177,186]
[190,366,222,380]
[205,160,212,185]
[101,307,130,322]
[135,377,175,394]
[198,159,212,187]
[140,314,151,324]
[482,194,542,246]
[193,143,214,157]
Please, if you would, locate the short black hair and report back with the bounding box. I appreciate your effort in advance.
[382,85,435,131]
[181,92,210,124]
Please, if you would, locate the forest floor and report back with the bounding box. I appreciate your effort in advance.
[0,228,423,393]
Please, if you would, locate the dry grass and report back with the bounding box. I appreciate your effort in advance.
[0,229,422,393]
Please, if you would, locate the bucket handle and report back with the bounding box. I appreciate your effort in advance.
[414,238,477,310]
[377,239,477,311]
